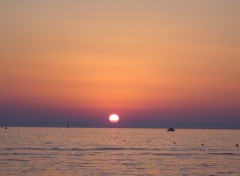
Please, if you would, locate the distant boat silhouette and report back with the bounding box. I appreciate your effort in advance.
[167,127,175,132]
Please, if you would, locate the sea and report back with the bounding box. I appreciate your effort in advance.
[0,127,239,176]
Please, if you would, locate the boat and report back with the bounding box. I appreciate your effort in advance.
[167,127,175,132]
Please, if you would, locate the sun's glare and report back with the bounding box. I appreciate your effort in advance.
[109,114,119,123]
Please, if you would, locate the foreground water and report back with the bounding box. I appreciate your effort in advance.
[0,127,239,176]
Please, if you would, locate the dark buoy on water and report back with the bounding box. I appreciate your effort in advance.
[4,127,7,129]
[201,144,204,146]
[167,127,175,132]
[174,142,176,144]
[236,144,238,147]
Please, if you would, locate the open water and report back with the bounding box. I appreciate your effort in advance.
[0,127,239,176]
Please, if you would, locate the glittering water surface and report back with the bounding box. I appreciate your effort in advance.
[0,128,239,176]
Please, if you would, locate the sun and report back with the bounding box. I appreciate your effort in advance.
[109,114,119,123]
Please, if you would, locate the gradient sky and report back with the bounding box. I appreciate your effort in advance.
[1,0,240,128]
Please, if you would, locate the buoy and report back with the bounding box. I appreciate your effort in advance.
[236,144,238,147]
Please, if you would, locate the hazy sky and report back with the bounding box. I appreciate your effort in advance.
[1,0,240,128]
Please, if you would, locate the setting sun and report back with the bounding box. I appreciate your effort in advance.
[109,114,120,123]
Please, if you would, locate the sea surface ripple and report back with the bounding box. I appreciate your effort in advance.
[0,128,239,176]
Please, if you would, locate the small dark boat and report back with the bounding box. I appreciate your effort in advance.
[167,127,175,132]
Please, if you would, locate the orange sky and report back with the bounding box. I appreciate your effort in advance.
[1,1,240,127]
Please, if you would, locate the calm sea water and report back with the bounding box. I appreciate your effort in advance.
[0,127,239,176]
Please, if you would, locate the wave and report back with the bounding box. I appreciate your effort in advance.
[3,147,152,152]
[3,147,239,157]
[208,152,235,155]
